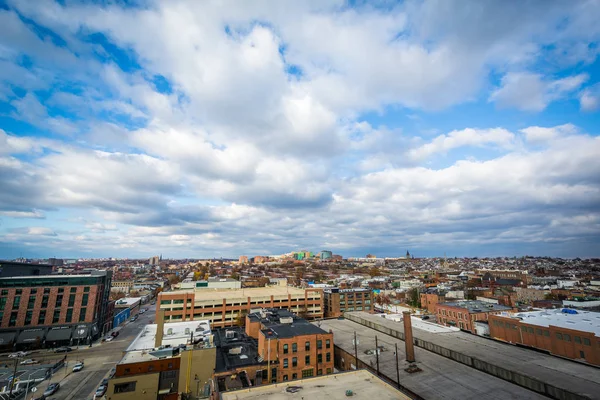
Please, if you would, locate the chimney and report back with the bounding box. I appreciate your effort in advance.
[155,309,165,348]
[403,311,415,363]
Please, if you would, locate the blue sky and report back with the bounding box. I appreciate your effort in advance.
[0,0,599,259]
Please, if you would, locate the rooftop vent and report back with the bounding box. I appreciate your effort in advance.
[279,317,293,324]
[229,346,242,355]
[225,330,235,339]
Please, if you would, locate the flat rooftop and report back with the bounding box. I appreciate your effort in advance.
[166,286,312,301]
[505,308,600,336]
[345,312,600,399]
[440,300,512,313]
[127,320,211,351]
[220,370,409,400]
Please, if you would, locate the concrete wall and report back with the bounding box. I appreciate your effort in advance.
[345,313,593,400]
[178,347,216,397]
[107,373,160,400]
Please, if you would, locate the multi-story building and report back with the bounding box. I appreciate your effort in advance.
[157,286,323,328]
[0,261,53,277]
[238,256,248,264]
[488,309,600,365]
[435,300,513,333]
[320,250,333,260]
[420,292,446,314]
[245,309,334,383]
[0,270,112,349]
[323,288,373,318]
[112,280,134,293]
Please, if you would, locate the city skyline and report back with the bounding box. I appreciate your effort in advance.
[1,1,600,259]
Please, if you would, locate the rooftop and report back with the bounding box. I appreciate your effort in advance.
[440,300,512,313]
[249,308,329,339]
[213,327,265,372]
[220,370,409,400]
[127,320,211,352]
[114,297,142,306]
[501,308,600,336]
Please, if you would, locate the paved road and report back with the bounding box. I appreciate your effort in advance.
[3,303,156,400]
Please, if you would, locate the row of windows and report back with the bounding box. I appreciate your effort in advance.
[3,307,87,327]
[282,340,331,354]
[282,352,331,367]
[281,368,331,381]
[0,293,89,311]
[556,333,592,345]
[0,278,100,288]
[494,320,593,345]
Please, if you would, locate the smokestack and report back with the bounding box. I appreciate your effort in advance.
[403,311,415,363]
[155,309,165,348]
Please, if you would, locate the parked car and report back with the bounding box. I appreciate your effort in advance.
[54,347,72,353]
[110,331,119,338]
[421,315,430,320]
[44,383,60,396]
[9,351,30,358]
[104,336,114,342]
[95,385,107,397]
[101,378,109,386]
[20,359,38,365]
[73,362,84,372]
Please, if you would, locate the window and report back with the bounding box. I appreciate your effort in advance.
[66,308,73,323]
[13,296,21,309]
[521,326,527,332]
[114,382,136,393]
[1,289,7,295]
[68,295,76,307]
[16,289,22,295]
[84,286,90,293]
[173,299,184,304]
[536,329,543,335]
[30,288,37,295]
[305,341,310,351]
[544,330,550,337]
[326,339,331,349]
[55,295,63,307]
[305,355,310,365]
[0,297,6,309]
[563,334,571,342]
[326,352,331,362]
[283,344,288,354]
[556,333,563,340]
[292,357,297,367]
[9,311,18,327]
[283,358,288,368]
[317,369,323,376]
[38,310,46,325]
[326,368,332,374]
[70,287,77,293]
[25,311,33,325]
[82,294,89,306]
[53,310,61,323]
[302,369,314,378]
[79,308,87,322]
[41,296,49,308]
[574,336,582,344]
[317,354,322,363]
[58,288,64,293]
[583,338,591,346]
[317,340,322,349]
[283,375,288,381]
[292,373,297,379]
[44,288,50,294]
[580,351,585,359]
[160,300,172,305]
[527,327,534,334]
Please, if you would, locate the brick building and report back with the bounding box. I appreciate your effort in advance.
[0,270,112,349]
[245,309,334,383]
[323,288,373,318]
[157,286,323,328]
[488,309,600,366]
[420,292,445,314]
[435,300,513,333]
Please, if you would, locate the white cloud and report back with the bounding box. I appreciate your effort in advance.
[520,124,578,144]
[580,83,600,111]
[489,72,588,111]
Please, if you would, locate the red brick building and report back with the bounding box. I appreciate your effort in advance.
[435,300,513,333]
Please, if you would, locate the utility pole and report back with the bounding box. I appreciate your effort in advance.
[353,331,359,370]
[395,343,400,389]
[9,357,19,395]
[375,336,380,376]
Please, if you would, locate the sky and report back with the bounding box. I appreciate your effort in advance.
[0,0,599,260]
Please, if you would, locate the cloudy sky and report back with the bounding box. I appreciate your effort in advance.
[1,0,599,259]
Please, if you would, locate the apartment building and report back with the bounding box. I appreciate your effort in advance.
[322,288,373,318]
[0,270,112,349]
[157,286,323,328]
[488,309,600,365]
[435,300,513,333]
[245,309,334,383]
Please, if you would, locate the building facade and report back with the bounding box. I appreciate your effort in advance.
[435,301,513,333]
[488,309,599,366]
[0,270,112,349]
[0,261,53,278]
[157,286,323,328]
[323,288,373,318]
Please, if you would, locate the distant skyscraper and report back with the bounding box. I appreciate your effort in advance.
[149,255,160,265]
[320,250,333,260]
[239,256,248,264]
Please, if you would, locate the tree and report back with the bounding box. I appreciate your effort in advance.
[369,267,381,277]
[192,272,202,281]
[111,291,126,301]
[407,288,420,308]
[235,310,248,327]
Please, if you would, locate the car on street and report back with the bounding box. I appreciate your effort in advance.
[95,385,107,397]
[101,378,109,386]
[54,347,72,353]
[44,383,60,396]
[20,359,38,365]
[9,351,30,358]
[111,331,119,338]
[73,362,84,372]
[421,315,430,320]
[104,336,114,342]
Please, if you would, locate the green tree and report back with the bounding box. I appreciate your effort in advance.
[407,288,420,307]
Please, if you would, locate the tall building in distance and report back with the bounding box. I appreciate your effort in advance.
[0,268,113,349]
[148,255,161,266]
[238,255,248,264]
[320,250,333,260]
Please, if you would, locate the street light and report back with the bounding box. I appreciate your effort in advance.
[24,370,41,400]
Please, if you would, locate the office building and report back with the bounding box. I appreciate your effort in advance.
[0,270,112,349]
[435,300,512,333]
[320,250,333,260]
[488,308,600,365]
[245,309,334,383]
[323,288,374,318]
[157,286,323,328]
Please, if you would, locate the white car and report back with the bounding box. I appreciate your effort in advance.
[73,362,84,372]
[9,351,30,358]
[20,359,37,365]
[105,336,114,342]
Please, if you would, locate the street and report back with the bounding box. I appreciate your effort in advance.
[0,302,156,400]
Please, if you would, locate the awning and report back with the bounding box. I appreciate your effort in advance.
[72,325,90,339]
[46,327,72,342]
[17,329,46,344]
[0,331,17,345]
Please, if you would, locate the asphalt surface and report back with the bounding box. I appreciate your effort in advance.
[0,303,156,400]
